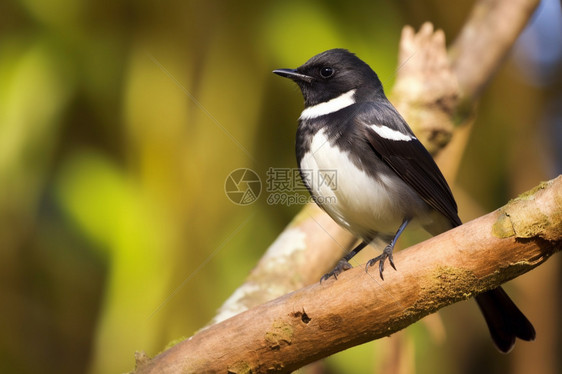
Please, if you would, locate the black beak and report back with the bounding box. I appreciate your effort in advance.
[273,69,313,83]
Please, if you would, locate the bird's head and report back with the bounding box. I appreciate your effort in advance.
[273,49,385,107]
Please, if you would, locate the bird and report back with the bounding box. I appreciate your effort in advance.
[273,48,535,353]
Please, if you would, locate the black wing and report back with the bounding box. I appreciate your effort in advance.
[358,102,462,227]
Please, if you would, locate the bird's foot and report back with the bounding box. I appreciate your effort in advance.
[320,259,353,282]
[365,245,396,280]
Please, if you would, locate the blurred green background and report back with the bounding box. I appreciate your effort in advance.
[0,0,560,373]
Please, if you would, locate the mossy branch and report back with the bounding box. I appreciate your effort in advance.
[135,177,561,373]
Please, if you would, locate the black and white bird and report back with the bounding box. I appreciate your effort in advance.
[273,48,535,353]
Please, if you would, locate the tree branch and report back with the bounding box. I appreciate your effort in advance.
[135,177,561,373]
[449,0,541,106]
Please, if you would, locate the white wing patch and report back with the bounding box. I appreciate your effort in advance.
[299,89,356,120]
[369,124,413,141]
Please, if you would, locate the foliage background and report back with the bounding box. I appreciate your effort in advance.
[0,0,560,373]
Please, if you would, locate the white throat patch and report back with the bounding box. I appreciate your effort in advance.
[299,89,356,120]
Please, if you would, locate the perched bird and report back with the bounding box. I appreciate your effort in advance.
[273,48,535,353]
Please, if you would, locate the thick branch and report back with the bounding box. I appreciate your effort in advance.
[135,177,562,373]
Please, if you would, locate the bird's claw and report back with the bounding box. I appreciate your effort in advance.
[320,259,353,283]
[365,245,396,280]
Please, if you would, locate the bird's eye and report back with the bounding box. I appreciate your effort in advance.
[320,67,334,78]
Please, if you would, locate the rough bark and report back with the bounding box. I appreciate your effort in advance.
[135,177,561,373]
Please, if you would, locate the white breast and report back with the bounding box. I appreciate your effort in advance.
[300,128,415,240]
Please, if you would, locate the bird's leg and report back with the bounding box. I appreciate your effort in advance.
[366,218,410,280]
[320,241,368,282]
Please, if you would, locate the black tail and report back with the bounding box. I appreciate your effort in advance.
[475,287,535,353]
